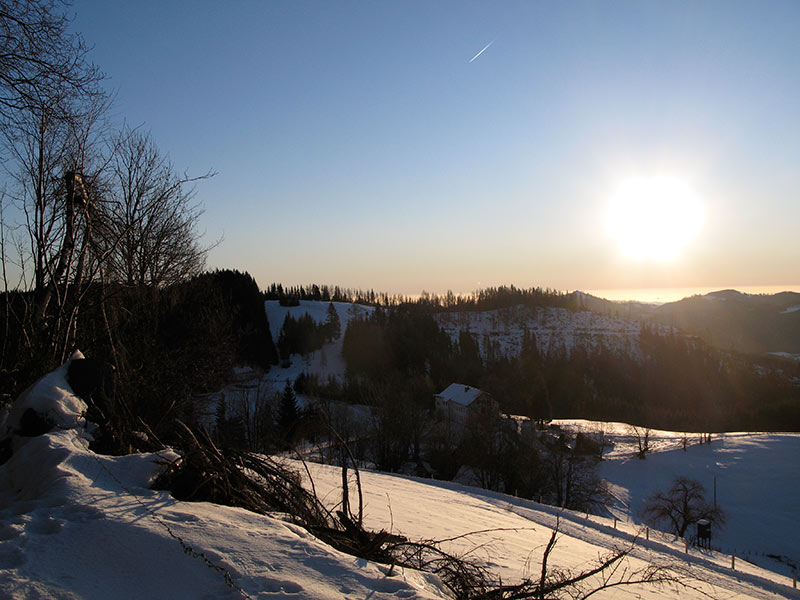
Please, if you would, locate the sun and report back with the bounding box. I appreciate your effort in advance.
[605,175,705,261]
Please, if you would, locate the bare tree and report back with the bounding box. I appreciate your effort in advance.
[640,476,726,538]
[544,433,609,512]
[0,0,103,123]
[0,0,108,363]
[101,127,214,287]
[1,88,110,358]
[629,425,651,459]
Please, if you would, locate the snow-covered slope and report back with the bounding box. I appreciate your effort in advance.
[263,300,373,385]
[435,305,674,359]
[554,420,800,579]
[300,460,798,599]
[2,360,798,599]
[0,357,444,600]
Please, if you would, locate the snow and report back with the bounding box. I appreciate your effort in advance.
[298,460,799,599]
[3,359,800,599]
[197,300,375,427]
[0,357,446,600]
[434,305,674,359]
[2,350,88,437]
[781,305,800,314]
[767,352,800,362]
[263,300,373,386]
[553,420,800,578]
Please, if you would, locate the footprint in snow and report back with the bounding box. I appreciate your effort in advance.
[259,578,303,594]
[370,577,413,594]
[28,515,64,535]
[62,504,104,522]
[0,546,25,568]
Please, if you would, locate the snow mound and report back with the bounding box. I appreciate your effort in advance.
[2,350,88,437]
[0,358,446,600]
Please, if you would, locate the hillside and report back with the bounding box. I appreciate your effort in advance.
[262,299,373,386]
[653,290,800,355]
[572,289,800,357]
[1,356,799,599]
[435,304,674,359]
[554,420,800,578]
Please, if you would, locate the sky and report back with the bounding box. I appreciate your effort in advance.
[70,0,800,299]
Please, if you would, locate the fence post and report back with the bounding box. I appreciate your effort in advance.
[613,518,617,529]
[685,539,689,554]
[731,555,735,570]
[645,527,649,541]
[793,571,796,588]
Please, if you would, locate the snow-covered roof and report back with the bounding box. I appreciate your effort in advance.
[435,383,486,407]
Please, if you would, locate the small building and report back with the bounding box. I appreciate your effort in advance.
[434,383,497,424]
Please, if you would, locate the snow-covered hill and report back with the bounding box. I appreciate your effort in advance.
[435,305,674,359]
[263,300,373,385]
[2,357,799,599]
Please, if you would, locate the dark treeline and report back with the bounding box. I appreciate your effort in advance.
[265,282,571,312]
[1,269,277,449]
[327,307,800,433]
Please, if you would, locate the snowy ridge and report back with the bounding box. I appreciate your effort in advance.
[435,305,674,359]
[264,300,373,343]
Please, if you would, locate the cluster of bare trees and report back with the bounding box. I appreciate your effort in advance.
[0,0,212,372]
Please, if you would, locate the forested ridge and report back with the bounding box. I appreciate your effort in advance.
[268,282,800,432]
[331,304,800,432]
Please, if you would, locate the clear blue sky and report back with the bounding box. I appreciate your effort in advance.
[72,0,800,296]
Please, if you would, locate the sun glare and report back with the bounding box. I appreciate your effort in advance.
[606,175,705,261]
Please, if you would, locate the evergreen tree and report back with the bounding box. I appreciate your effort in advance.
[278,379,299,445]
[214,396,245,449]
[325,302,342,341]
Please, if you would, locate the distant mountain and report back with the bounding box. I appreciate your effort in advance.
[568,289,800,355]
[567,291,657,318]
[652,290,800,355]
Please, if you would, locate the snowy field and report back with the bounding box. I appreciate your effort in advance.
[2,357,799,599]
[552,420,800,578]
[202,300,374,422]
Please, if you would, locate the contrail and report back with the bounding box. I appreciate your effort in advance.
[469,40,494,63]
